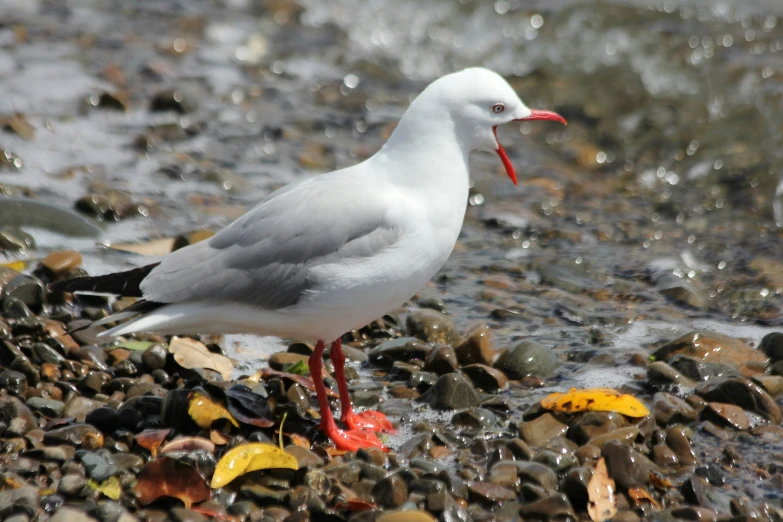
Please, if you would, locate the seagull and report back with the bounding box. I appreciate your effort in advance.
[53,67,566,451]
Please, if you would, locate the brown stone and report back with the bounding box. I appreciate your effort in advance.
[42,251,82,274]
[651,331,768,376]
[518,413,567,447]
[454,324,495,366]
[704,403,750,430]
[268,352,308,371]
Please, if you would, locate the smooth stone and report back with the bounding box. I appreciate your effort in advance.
[652,392,699,426]
[423,345,459,375]
[268,352,308,371]
[651,445,679,467]
[494,340,558,379]
[515,461,558,491]
[647,361,697,388]
[467,481,516,503]
[460,364,508,391]
[406,309,461,345]
[0,487,39,517]
[141,344,168,370]
[77,450,121,481]
[651,331,768,375]
[666,425,698,465]
[602,440,654,489]
[570,411,628,444]
[3,275,44,309]
[519,493,575,520]
[0,396,37,435]
[169,508,208,522]
[703,402,750,430]
[372,475,408,508]
[560,466,592,510]
[489,461,519,490]
[587,426,640,447]
[58,474,88,496]
[44,424,104,449]
[452,408,497,430]
[420,373,479,410]
[285,445,324,468]
[759,332,783,361]
[26,397,65,417]
[64,396,105,423]
[454,324,495,366]
[369,337,431,368]
[0,370,27,396]
[670,506,718,522]
[518,413,568,447]
[751,374,783,397]
[695,376,782,423]
[376,511,436,522]
[669,354,740,382]
[41,250,82,275]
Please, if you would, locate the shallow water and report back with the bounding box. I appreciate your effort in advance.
[3,0,783,504]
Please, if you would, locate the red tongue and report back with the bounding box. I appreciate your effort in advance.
[493,127,517,185]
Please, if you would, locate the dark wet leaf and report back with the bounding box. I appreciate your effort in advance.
[134,456,210,508]
[201,384,274,428]
[262,369,338,397]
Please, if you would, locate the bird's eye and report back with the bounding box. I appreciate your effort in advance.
[492,103,505,114]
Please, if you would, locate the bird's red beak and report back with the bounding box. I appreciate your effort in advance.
[494,109,567,185]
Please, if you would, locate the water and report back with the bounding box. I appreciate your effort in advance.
[2,0,783,502]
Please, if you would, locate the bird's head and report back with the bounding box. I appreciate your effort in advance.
[420,67,566,185]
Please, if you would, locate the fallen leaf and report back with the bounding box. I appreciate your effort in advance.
[649,471,674,489]
[325,447,350,457]
[628,487,661,509]
[117,340,156,352]
[0,261,25,271]
[134,457,210,508]
[135,428,171,458]
[160,436,216,455]
[288,434,310,449]
[220,385,274,428]
[587,458,617,522]
[88,476,121,500]
[210,443,298,488]
[541,388,650,417]
[285,359,309,375]
[169,336,234,380]
[110,238,176,256]
[335,499,377,512]
[262,368,338,397]
[189,391,240,430]
[210,430,231,445]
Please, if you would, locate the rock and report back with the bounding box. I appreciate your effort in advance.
[569,411,628,444]
[77,449,120,481]
[652,392,699,426]
[376,511,436,522]
[369,337,430,368]
[372,474,408,508]
[516,461,558,490]
[64,397,105,423]
[3,274,44,310]
[651,331,768,376]
[26,397,65,417]
[751,374,783,397]
[423,345,459,375]
[451,408,497,430]
[460,364,508,391]
[0,369,27,396]
[518,413,568,447]
[601,440,654,489]
[141,343,168,370]
[0,396,37,435]
[58,474,87,496]
[169,508,208,522]
[494,341,558,379]
[670,507,718,522]
[669,354,740,382]
[286,445,323,468]
[44,424,104,449]
[703,402,750,430]
[587,426,640,447]
[656,275,708,310]
[41,251,82,275]
[0,486,39,517]
[467,481,516,503]
[651,445,679,467]
[406,309,461,345]
[519,493,575,521]
[647,361,697,389]
[759,332,783,361]
[695,376,782,423]
[454,324,495,366]
[420,373,479,410]
[489,461,519,490]
[666,425,697,465]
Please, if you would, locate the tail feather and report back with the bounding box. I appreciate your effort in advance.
[50,263,160,297]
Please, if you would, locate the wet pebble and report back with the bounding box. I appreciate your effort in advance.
[420,373,479,410]
[703,402,750,430]
[372,474,408,508]
[518,413,567,447]
[696,376,782,423]
[406,309,461,345]
[494,340,558,379]
[370,337,430,368]
[0,369,27,396]
[454,324,495,366]
[602,440,654,489]
[460,364,508,391]
[423,345,459,375]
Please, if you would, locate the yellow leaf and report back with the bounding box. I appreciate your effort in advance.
[541,388,650,417]
[211,443,298,488]
[0,261,25,271]
[587,458,617,522]
[88,476,121,500]
[188,392,239,430]
[169,336,234,380]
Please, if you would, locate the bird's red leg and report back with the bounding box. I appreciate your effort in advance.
[309,340,388,452]
[330,338,395,433]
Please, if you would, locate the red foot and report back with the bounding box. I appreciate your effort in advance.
[320,421,389,452]
[343,409,396,434]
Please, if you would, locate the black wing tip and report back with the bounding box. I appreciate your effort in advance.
[49,262,160,298]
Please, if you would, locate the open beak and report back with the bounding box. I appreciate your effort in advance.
[494,109,567,185]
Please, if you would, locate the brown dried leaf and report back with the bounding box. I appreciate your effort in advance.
[134,457,210,508]
[288,433,311,449]
[134,428,171,458]
[210,430,231,446]
[628,487,661,509]
[587,458,617,522]
[169,336,234,380]
[649,471,674,489]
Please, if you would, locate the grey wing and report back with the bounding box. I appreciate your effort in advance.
[140,176,398,309]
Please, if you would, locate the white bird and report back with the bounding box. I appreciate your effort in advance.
[54,67,566,451]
